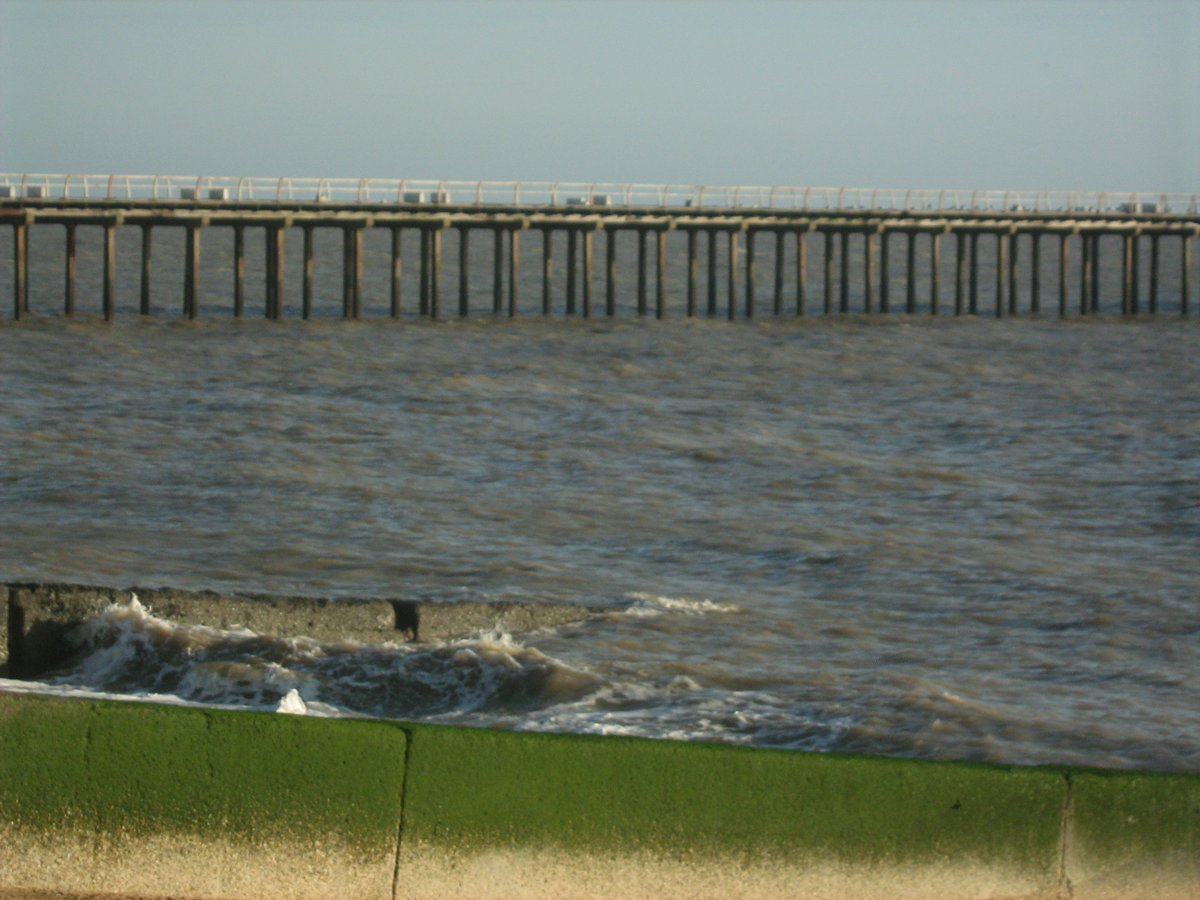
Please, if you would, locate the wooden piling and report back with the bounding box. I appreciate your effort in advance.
[1058,233,1069,319]
[727,230,738,321]
[656,228,667,320]
[66,224,78,316]
[905,231,915,314]
[880,230,890,313]
[968,232,979,315]
[419,228,430,316]
[103,223,116,321]
[233,224,245,318]
[1122,233,1133,316]
[637,229,648,317]
[429,226,442,319]
[930,232,941,315]
[1030,232,1041,314]
[542,228,554,317]
[302,226,315,320]
[1149,233,1159,314]
[136,224,148,316]
[392,227,404,319]
[566,228,577,316]
[864,230,874,313]
[1090,234,1101,314]
[954,232,966,316]
[823,230,834,315]
[707,231,718,317]
[773,231,784,316]
[796,229,807,316]
[582,228,594,318]
[13,223,28,320]
[267,226,285,319]
[606,229,617,318]
[459,227,471,318]
[1007,230,1018,316]
[995,232,1007,318]
[342,229,355,319]
[184,225,201,319]
[686,229,698,317]
[1182,233,1191,317]
[840,231,850,314]
[745,229,756,319]
[492,228,502,315]
[509,228,521,318]
[1080,233,1092,316]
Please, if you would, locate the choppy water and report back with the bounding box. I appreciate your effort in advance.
[1,232,1198,772]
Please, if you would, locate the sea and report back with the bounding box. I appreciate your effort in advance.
[0,224,1197,774]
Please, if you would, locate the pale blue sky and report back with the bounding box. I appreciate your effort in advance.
[2,0,1197,192]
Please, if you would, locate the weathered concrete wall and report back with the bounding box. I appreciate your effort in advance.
[0,691,1196,899]
[2,582,601,677]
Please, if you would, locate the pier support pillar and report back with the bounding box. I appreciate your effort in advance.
[492,228,503,315]
[1182,234,1191,317]
[995,232,1007,318]
[796,229,807,316]
[103,223,116,321]
[12,222,28,320]
[968,232,979,315]
[707,231,718,317]
[233,225,246,318]
[1058,234,1070,318]
[745,229,756,319]
[459,227,471,317]
[509,228,521,318]
[686,230,698,317]
[773,231,784,316]
[137,224,150,316]
[542,228,553,316]
[1030,233,1041,314]
[184,225,201,320]
[636,229,648,317]
[582,228,594,318]
[302,226,315,320]
[1149,232,1159,314]
[265,226,286,319]
[66,224,78,316]
[342,229,355,319]
[1122,233,1134,315]
[392,227,404,318]
[905,231,916,314]
[726,230,738,320]
[879,230,890,313]
[656,229,667,320]
[864,231,874,313]
[954,232,966,316]
[840,231,850,314]
[1007,230,1018,316]
[930,232,941,315]
[419,228,430,316]
[823,230,834,314]
[1091,234,1101,314]
[566,228,577,316]
[429,226,442,319]
[606,230,617,318]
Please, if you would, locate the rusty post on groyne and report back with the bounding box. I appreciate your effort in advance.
[3,176,1199,320]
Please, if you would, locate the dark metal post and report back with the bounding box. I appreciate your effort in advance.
[773,230,784,316]
[796,229,807,316]
[1030,232,1041,314]
[686,229,698,317]
[880,229,890,313]
[745,229,756,319]
[1122,233,1133,316]
[727,230,738,320]
[566,227,577,316]
[995,232,1007,318]
[1058,233,1069,318]
[136,224,149,316]
[905,231,915,314]
[864,231,875,313]
[302,225,314,320]
[430,226,442,319]
[1007,230,1018,316]
[656,228,667,320]
[968,232,979,315]
[637,229,648,317]
[392,227,404,319]
[1182,233,1192,317]
[542,228,553,316]
[582,228,593,318]
[233,224,245,318]
[13,222,28,319]
[707,230,718,317]
[823,230,834,315]
[103,223,116,321]
[509,228,521,317]
[1149,233,1159,314]
[954,231,965,316]
[419,228,430,316]
[342,228,355,319]
[1080,233,1091,316]
[459,226,470,317]
[840,231,850,314]
[1091,234,1101,314]
[492,228,503,315]
[269,225,286,319]
[184,225,201,319]
[66,224,79,316]
[930,232,941,315]
[606,229,617,317]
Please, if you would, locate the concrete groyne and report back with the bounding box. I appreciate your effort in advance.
[4,175,1198,321]
[0,691,1196,898]
[1,582,602,678]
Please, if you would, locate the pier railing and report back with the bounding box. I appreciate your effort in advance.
[2,173,1197,216]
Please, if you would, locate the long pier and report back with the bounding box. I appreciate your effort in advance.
[3,174,1198,320]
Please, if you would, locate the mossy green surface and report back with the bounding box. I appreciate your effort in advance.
[0,693,406,856]
[1070,768,1200,867]
[400,722,1065,871]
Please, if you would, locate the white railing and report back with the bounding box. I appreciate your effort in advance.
[1,174,1196,216]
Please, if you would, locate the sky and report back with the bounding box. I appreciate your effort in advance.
[1,0,1197,193]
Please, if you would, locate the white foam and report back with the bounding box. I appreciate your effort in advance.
[623,593,740,617]
[275,688,308,715]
